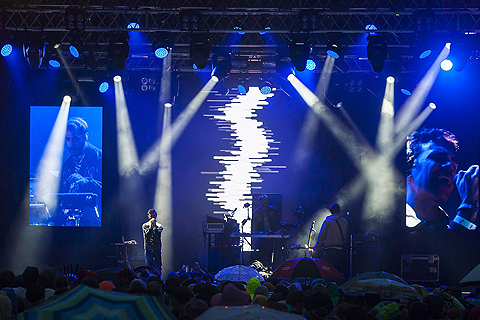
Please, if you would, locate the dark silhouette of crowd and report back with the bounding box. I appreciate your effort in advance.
[2,264,480,320]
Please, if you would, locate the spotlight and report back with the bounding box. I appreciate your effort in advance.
[429,102,436,109]
[127,22,141,29]
[289,35,311,71]
[298,10,319,31]
[192,64,198,70]
[440,59,453,71]
[326,33,342,59]
[335,102,343,108]
[238,84,247,95]
[63,95,72,103]
[306,59,316,71]
[419,49,432,59]
[259,26,271,35]
[48,54,61,68]
[164,102,173,107]
[23,36,45,69]
[386,76,395,83]
[64,6,86,31]
[211,52,232,81]
[260,82,273,95]
[367,34,388,73]
[98,81,109,93]
[108,33,130,71]
[152,33,171,59]
[113,75,122,82]
[180,10,201,31]
[69,44,80,58]
[211,76,219,83]
[276,55,295,80]
[189,34,210,70]
[1,44,13,57]
[365,24,378,31]
[401,89,412,96]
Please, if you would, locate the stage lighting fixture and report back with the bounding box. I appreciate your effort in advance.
[152,33,171,59]
[401,89,412,96]
[238,84,247,95]
[189,34,210,70]
[63,95,72,103]
[386,76,395,83]
[260,81,273,95]
[326,34,342,59]
[276,55,295,80]
[1,44,13,57]
[429,102,436,109]
[23,37,45,69]
[365,24,378,31]
[108,33,130,71]
[298,10,319,31]
[367,34,388,73]
[48,54,61,68]
[211,52,232,81]
[414,10,435,34]
[64,7,86,31]
[289,36,311,71]
[259,26,271,35]
[306,59,316,71]
[69,44,80,58]
[180,10,201,31]
[441,59,453,71]
[419,49,432,59]
[113,75,122,82]
[98,81,109,93]
[127,22,141,29]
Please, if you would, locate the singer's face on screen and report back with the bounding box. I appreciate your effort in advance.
[65,129,87,158]
[409,141,458,203]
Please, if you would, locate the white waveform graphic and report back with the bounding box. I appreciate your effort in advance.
[204,87,280,235]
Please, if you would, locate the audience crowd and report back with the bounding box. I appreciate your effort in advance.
[1,264,480,320]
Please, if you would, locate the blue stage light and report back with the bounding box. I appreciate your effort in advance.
[48,59,60,68]
[127,22,140,29]
[259,27,271,35]
[419,50,432,59]
[193,64,198,70]
[260,85,272,95]
[441,59,453,71]
[306,59,316,70]
[365,24,378,31]
[238,84,247,95]
[155,47,169,59]
[69,45,80,58]
[401,89,412,96]
[1,44,13,57]
[99,81,109,93]
[233,26,245,35]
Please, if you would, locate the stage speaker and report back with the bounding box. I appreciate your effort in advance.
[401,254,439,282]
[350,234,380,277]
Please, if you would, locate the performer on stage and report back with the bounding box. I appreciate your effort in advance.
[59,117,102,226]
[142,209,164,273]
[406,128,479,230]
[313,203,348,275]
[252,194,282,232]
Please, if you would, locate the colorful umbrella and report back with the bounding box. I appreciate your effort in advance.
[196,305,305,320]
[18,284,175,320]
[340,278,423,300]
[268,257,344,282]
[215,265,265,283]
[342,271,408,290]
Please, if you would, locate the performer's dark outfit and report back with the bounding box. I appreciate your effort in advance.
[252,204,283,269]
[142,220,164,272]
[60,143,102,226]
[252,205,281,232]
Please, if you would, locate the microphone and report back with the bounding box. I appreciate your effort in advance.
[243,203,251,208]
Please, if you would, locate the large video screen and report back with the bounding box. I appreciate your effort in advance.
[30,106,102,227]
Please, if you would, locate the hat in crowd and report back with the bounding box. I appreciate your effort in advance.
[288,282,302,292]
[369,301,400,320]
[326,282,339,304]
[311,278,328,288]
[167,271,178,278]
[268,292,284,303]
[218,283,251,306]
[99,281,115,291]
[182,298,209,319]
[146,276,162,285]
[130,279,147,293]
[264,282,275,292]
[254,285,270,298]
[76,270,99,284]
[247,277,262,299]
[253,294,269,307]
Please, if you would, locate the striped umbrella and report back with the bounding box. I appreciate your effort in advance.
[19,284,175,320]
